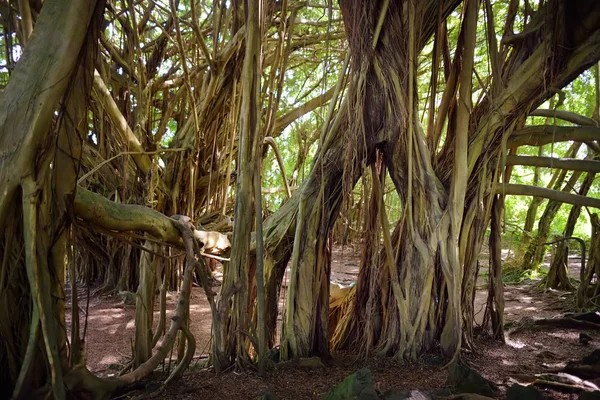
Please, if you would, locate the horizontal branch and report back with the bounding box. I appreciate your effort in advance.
[509,125,600,148]
[262,185,299,195]
[529,109,598,127]
[74,188,182,243]
[74,188,230,251]
[272,86,336,137]
[505,155,600,173]
[497,184,600,209]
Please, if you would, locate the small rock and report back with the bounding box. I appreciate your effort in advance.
[358,387,379,400]
[322,368,376,400]
[447,361,498,397]
[580,333,593,346]
[257,390,277,400]
[107,363,122,370]
[266,347,280,363]
[117,290,136,305]
[506,383,548,400]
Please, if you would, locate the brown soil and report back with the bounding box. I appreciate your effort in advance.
[65,287,213,375]
[66,245,599,399]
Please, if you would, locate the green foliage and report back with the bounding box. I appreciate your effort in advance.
[503,267,548,285]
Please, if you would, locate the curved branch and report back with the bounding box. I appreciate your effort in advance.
[497,183,600,209]
[530,109,598,127]
[74,188,230,252]
[508,126,600,148]
[271,86,336,137]
[74,187,182,243]
[505,155,600,173]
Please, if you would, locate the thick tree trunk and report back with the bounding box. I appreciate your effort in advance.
[328,0,474,361]
[0,1,102,398]
[330,0,600,361]
[279,133,352,359]
[214,0,262,370]
[483,195,505,342]
[261,132,350,353]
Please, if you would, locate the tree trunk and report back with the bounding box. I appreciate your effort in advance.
[329,0,600,361]
[521,154,585,271]
[577,213,600,309]
[261,128,351,353]
[279,137,351,359]
[133,241,158,367]
[483,195,505,342]
[545,171,595,289]
[214,0,262,370]
[0,1,103,398]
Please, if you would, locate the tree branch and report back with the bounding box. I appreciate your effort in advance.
[508,125,600,148]
[530,109,598,127]
[497,183,600,209]
[505,155,600,173]
[271,86,336,137]
[73,188,230,251]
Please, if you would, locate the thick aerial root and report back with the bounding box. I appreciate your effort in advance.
[11,305,39,400]
[64,366,124,400]
[22,178,66,400]
[165,325,196,385]
[61,215,205,399]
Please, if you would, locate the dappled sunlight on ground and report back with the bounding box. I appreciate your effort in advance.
[99,354,121,367]
[67,243,597,400]
[66,286,213,374]
[548,331,579,341]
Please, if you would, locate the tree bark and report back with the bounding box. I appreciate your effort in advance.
[329,0,600,361]
[214,0,262,370]
[504,155,600,173]
[519,166,588,271]
[0,0,103,397]
[545,171,596,289]
[483,195,505,342]
[577,214,600,308]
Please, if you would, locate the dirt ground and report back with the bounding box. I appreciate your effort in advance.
[66,245,599,399]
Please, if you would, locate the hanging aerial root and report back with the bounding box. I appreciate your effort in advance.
[10,308,39,400]
[21,177,66,400]
[63,215,204,398]
[165,324,196,385]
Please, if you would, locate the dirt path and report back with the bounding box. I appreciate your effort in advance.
[68,245,364,374]
[66,286,213,375]
[67,245,598,399]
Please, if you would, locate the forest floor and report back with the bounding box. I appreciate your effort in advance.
[67,245,599,399]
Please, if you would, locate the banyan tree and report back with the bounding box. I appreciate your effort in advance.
[1,0,600,399]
